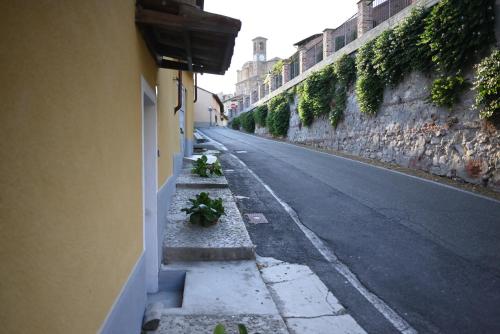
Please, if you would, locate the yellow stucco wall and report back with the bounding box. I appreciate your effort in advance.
[157,69,181,186]
[157,70,194,187]
[0,1,157,333]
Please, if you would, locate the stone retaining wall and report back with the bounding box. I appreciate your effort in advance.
[284,71,499,191]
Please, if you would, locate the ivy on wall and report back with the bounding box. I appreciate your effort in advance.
[420,0,496,107]
[297,66,336,127]
[296,54,356,127]
[356,40,384,115]
[231,116,240,130]
[421,0,496,75]
[330,54,356,127]
[373,8,431,87]
[240,111,255,133]
[239,0,497,137]
[357,0,496,111]
[271,60,284,76]
[267,94,290,137]
[429,75,469,109]
[473,49,500,122]
[253,105,268,127]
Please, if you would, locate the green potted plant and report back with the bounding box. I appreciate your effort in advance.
[191,155,223,178]
[181,192,225,227]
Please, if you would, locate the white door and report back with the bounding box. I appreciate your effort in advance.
[142,79,158,293]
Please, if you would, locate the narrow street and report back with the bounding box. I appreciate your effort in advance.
[200,127,500,334]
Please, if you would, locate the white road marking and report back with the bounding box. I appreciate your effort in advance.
[235,195,250,200]
[201,130,418,334]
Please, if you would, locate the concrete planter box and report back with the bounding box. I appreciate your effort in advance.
[164,188,254,263]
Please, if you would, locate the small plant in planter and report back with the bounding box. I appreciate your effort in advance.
[191,155,223,177]
[214,323,248,334]
[181,192,225,227]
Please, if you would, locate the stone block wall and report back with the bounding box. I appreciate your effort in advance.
[285,71,500,191]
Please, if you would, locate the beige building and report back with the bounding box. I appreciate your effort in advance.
[194,87,226,127]
[235,37,281,109]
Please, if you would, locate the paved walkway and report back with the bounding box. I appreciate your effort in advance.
[145,132,367,333]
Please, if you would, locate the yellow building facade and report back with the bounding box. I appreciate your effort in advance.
[0,1,202,333]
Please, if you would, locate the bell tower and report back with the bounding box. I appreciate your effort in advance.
[252,37,267,62]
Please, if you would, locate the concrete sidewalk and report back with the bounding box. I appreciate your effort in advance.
[257,256,366,334]
[145,133,367,333]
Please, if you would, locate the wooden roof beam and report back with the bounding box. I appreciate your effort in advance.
[136,8,240,35]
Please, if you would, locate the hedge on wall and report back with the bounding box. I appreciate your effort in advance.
[267,94,290,137]
[240,111,255,133]
[473,49,500,121]
[253,105,268,127]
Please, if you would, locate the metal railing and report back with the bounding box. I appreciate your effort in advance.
[290,53,300,80]
[304,40,324,71]
[372,0,414,27]
[332,13,358,52]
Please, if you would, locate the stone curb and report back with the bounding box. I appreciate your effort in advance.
[164,188,254,263]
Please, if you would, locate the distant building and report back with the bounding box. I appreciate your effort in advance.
[194,87,226,127]
[235,37,281,109]
[222,94,244,121]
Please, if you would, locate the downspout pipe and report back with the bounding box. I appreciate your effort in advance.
[193,73,198,103]
[174,70,182,114]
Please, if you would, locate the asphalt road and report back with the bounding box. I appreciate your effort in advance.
[200,127,500,334]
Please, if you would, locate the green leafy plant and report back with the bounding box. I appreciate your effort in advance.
[296,83,313,127]
[329,87,347,127]
[297,66,336,126]
[473,49,500,120]
[240,111,255,133]
[253,105,268,127]
[333,54,356,88]
[231,116,241,130]
[373,29,402,87]
[191,155,223,178]
[420,0,496,75]
[420,0,496,107]
[267,93,290,137]
[430,75,469,108]
[395,7,432,74]
[181,192,225,227]
[373,8,432,87]
[271,60,284,76]
[356,40,384,115]
[214,323,248,334]
[330,54,356,127]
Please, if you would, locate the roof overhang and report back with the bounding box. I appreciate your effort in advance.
[136,0,241,75]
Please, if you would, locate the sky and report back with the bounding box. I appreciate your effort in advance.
[197,0,358,95]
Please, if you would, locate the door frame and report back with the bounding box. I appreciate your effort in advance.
[141,76,158,293]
